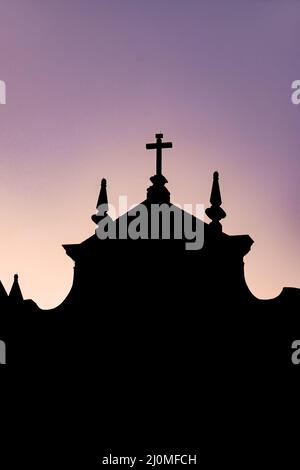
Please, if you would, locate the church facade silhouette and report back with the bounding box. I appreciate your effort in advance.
[0,133,299,365]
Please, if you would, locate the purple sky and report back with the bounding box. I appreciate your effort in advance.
[0,0,299,308]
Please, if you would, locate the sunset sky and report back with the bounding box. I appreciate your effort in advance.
[0,0,299,309]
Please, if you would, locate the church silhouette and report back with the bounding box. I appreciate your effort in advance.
[0,132,299,368]
[1,133,300,467]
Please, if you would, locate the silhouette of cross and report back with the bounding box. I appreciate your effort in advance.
[146,133,173,176]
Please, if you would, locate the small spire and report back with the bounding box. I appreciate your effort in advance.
[9,273,23,303]
[205,171,226,232]
[210,171,222,206]
[92,178,109,224]
[0,280,8,301]
[96,178,108,208]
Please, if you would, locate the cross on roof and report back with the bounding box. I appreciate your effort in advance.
[146,133,173,176]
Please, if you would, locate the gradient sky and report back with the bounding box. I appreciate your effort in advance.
[0,0,299,309]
